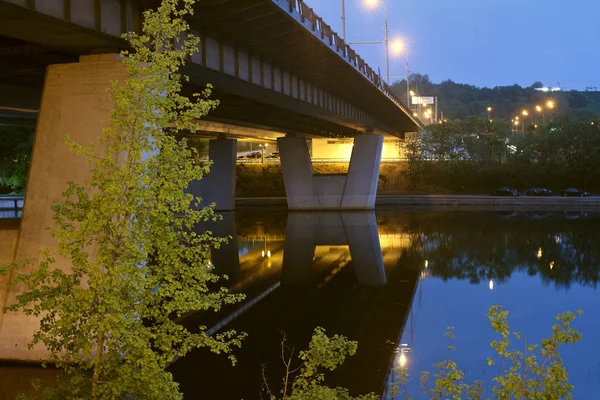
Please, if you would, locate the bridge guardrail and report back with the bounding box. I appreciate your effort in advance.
[236,158,408,164]
[0,194,24,218]
[276,0,417,124]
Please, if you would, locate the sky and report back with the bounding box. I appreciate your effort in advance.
[302,0,600,90]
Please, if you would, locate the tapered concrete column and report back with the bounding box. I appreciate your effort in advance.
[277,136,320,210]
[342,133,384,209]
[0,54,128,362]
[189,136,237,211]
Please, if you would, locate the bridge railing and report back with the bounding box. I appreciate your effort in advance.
[276,0,415,120]
[0,194,24,218]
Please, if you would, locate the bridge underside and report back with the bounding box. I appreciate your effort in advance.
[0,0,420,137]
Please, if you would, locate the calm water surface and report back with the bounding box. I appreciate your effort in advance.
[169,209,600,399]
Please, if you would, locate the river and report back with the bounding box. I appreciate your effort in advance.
[1,208,599,399]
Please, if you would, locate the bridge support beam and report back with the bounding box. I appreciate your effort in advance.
[278,133,383,210]
[189,136,237,211]
[0,54,128,362]
[277,136,320,209]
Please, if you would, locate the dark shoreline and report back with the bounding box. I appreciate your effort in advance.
[236,195,600,211]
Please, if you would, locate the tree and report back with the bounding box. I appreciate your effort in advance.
[403,133,423,188]
[262,328,379,400]
[0,125,34,193]
[391,306,582,399]
[3,1,244,399]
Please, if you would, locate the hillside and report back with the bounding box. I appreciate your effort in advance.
[391,75,600,120]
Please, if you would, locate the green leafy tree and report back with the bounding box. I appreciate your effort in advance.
[4,1,244,399]
[403,133,423,188]
[0,125,34,193]
[391,306,582,399]
[263,328,379,400]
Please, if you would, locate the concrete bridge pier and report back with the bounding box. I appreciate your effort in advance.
[188,136,237,211]
[277,133,384,210]
[0,53,129,362]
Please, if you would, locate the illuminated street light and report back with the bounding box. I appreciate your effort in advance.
[547,100,555,109]
[391,39,404,55]
[536,105,542,112]
[522,110,529,117]
[487,106,492,120]
[399,352,407,367]
[489,279,494,290]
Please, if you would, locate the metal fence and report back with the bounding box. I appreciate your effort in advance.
[0,195,23,218]
[237,158,407,164]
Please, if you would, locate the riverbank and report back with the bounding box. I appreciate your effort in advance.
[236,194,600,210]
[235,162,598,198]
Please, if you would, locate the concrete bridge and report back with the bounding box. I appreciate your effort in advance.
[0,0,420,212]
[0,0,421,369]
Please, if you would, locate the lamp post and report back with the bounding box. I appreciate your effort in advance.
[521,110,529,132]
[341,0,346,42]
[535,105,544,123]
[348,0,396,85]
[259,143,268,163]
[487,106,492,121]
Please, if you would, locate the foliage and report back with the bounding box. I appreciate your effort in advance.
[4,1,244,399]
[263,328,379,400]
[390,306,582,399]
[402,133,422,188]
[407,116,600,193]
[486,306,583,399]
[0,125,34,193]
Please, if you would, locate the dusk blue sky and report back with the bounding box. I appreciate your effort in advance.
[302,0,600,90]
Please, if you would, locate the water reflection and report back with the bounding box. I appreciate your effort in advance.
[172,210,419,399]
[1,210,599,398]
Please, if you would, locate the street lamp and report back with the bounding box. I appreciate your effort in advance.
[259,143,268,163]
[348,0,395,85]
[521,110,528,132]
[536,105,545,123]
[487,106,492,121]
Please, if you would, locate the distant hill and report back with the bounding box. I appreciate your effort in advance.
[391,74,600,121]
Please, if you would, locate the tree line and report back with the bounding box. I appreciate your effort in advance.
[392,74,600,120]
[404,116,600,193]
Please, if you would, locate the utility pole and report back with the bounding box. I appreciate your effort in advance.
[384,19,389,84]
[341,0,346,42]
[406,56,410,107]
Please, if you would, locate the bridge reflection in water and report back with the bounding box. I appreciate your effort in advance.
[170,210,421,399]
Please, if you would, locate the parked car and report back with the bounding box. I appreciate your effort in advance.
[491,187,519,196]
[270,151,279,158]
[523,187,553,196]
[245,152,262,159]
[563,188,590,197]
[237,155,245,159]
